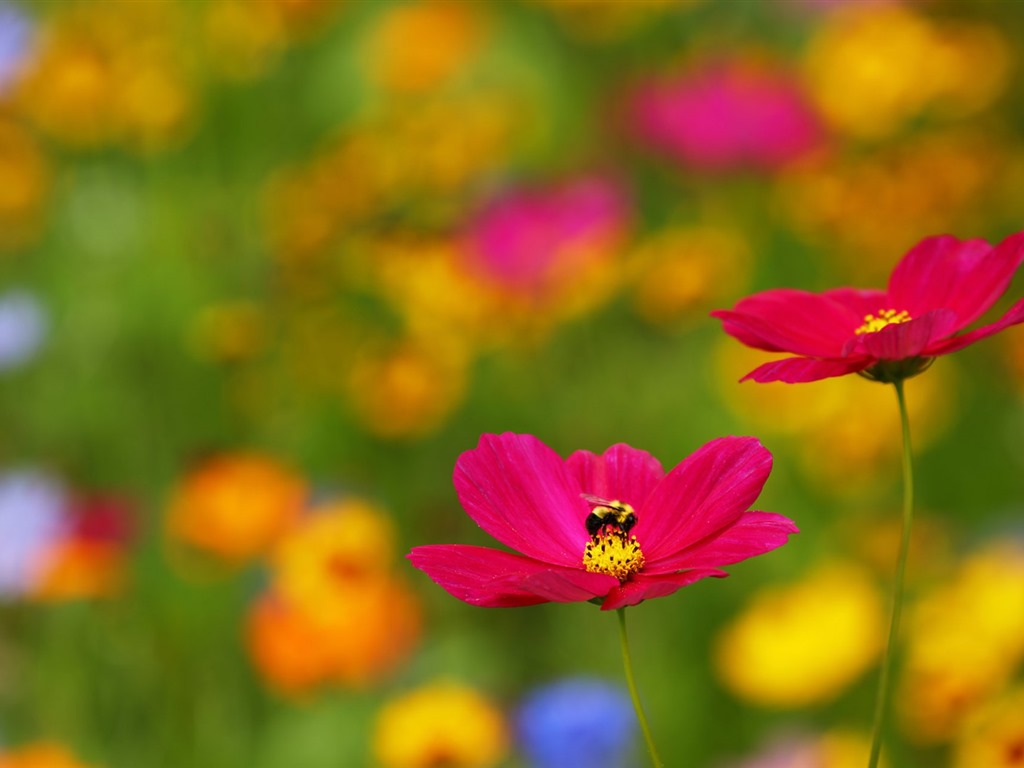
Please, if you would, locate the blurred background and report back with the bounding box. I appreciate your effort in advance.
[2,0,1024,766]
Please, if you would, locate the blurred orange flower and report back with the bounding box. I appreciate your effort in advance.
[166,454,307,564]
[0,117,50,251]
[628,224,750,329]
[248,500,422,694]
[0,743,94,768]
[899,542,1024,744]
[33,539,124,601]
[953,686,1024,768]
[347,340,468,440]
[360,1,487,93]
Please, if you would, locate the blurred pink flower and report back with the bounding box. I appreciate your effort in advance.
[713,231,1024,383]
[627,58,824,172]
[462,176,628,294]
[720,735,819,768]
[69,494,135,545]
[409,433,796,611]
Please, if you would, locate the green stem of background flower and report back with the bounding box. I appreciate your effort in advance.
[867,379,915,768]
[616,607,664,768]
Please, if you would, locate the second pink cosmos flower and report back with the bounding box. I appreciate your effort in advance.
[408,433,796,611]
[712,231,1024,384]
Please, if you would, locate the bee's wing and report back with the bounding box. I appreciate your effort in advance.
[580,492,614,508]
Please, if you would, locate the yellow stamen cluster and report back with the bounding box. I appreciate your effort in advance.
[855,308,911,335]
[583,529,645,581]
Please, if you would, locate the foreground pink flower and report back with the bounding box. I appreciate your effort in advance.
[408,433,796,611]
[712,231,1024,383]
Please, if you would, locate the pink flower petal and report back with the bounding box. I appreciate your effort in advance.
[601,569,727,610]
[888,233,1024,329]
[637,437,772,561]
[739,356,872,383]
[408,545,615,607]
[928,297,1024,355]
[645,512,798,573]
[453,433,589,566]
[846,309,959,359]
[565,444,665,512]
[713,288,883,357]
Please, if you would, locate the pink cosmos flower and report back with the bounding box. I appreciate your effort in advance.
[712,231,1024,384]
[626,57,824,173]
[408,433,796,611]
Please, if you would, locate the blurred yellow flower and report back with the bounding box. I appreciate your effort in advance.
[166,453,307,564]
[372,681,509,768]
[952,686,1024,768]
[202,0,287,81]
[530,0,697,42]
[190,301,268,363]
[714,337,956,494]
[201,0,343,81]
[262,0,345,40]
[271,499,397,612]
[16,2,195,151]
[840,513,951,587]
[819,730,886,768]
[0,117,50,251]
[715,562,885,708]
[899,542,1024,744]
[1002,327,1024,395]
[347,339,468,440]
[265,94,524,267]
[352,94,525,203]
[0,744,94,768]
[113,55,193,152]
[802,6,1010,139]
[628,224,750,329]
[775,132,1006,283]
[353,235,482,350]
[359,1,487,93]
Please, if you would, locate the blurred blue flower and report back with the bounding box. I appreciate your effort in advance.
[0,469,68,597]
[516,677,637,768]
[0,289,47,371]
[0,1,32,94]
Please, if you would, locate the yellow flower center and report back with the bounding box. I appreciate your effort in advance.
[583,529,645,581]
[855,308,911,335]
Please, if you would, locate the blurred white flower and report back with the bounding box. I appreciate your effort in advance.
[0,289,47,370]
[0,469,68,597]
[0,1,33,94]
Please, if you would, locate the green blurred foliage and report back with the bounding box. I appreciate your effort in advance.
[2,0,1024,766]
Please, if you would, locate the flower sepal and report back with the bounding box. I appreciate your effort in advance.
[858,356,934,384]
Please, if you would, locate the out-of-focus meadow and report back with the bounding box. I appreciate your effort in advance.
[2,0,1024,766]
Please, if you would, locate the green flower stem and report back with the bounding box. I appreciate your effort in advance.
[616,607,664,768]
[868,379,915,768]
